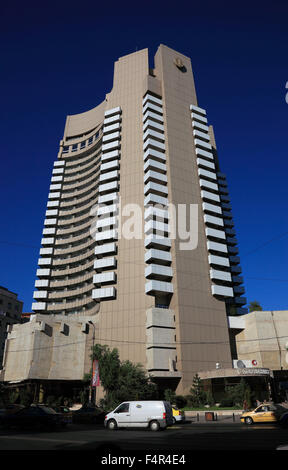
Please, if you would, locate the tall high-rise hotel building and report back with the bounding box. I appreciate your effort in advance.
[32,45,246,393]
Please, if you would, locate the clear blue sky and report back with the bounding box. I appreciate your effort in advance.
[1,0,287,312]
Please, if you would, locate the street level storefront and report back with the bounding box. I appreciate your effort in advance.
[272,370,288,402]
[198,368,273,403]
[2,379,87,405]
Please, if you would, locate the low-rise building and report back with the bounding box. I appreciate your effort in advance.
[198,311,288,403]
[0,286,23,368]
[234,310,288,401]
[0,313,98,403]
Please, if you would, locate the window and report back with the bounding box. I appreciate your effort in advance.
[115,403,129,413]
[256,406,268,412]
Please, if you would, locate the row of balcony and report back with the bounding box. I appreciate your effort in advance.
[33,159,68,311]
[33,127,102,311]
[190,104,246,307]
[61,126,102,155]
[142,90,178,371]
[92,107,122,302]
[142,93,173,298]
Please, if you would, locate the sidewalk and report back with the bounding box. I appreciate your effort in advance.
[184,403,288,421]
[184,410,243,423]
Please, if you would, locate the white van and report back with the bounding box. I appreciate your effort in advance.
[104,400,173,431]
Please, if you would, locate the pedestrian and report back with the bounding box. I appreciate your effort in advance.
[243,400,248,410]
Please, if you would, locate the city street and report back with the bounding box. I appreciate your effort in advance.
[1,419,288,457]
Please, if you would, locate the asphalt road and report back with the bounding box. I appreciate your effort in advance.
[1,420,288,459]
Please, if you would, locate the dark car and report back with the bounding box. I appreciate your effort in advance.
[0,404,25,423]
[72,404,106,424]
[0,404,65,430]
[52,406,73,426]
[279,411,288,427]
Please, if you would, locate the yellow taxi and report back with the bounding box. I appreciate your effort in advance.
[241,403,287,425]
[172,406,185,424]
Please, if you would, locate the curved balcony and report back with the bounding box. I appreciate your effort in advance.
[54,237,95,256]
[50,258,94,278]
[61,133,102,159]
[48,282,95,300]
[57,213,91,229]
[60,179,98,201]
[64,147,102,168]
[56,219,93,237]
[52,248,95,268]
[63,155,100,177]
[63,163,100,184]
[64,153,99,174]
[61,172,99,192]
[49,271,93,289]
[59,190,98,210]
[58,198,96,218]
[55,229,92,246]
[46,296,96,312]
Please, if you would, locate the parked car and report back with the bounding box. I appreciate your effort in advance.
[279,411,288,427]
[104,400,173,431]
[172,406,185,424]
[46,405,73,426]
[241,403,288,425]
[0,404,25,423]
[0,404,65,430]
[72,403,106,424]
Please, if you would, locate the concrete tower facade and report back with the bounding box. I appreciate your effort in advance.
[31,45,246,394]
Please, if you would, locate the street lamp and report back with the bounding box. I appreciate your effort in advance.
[88,320,96,405]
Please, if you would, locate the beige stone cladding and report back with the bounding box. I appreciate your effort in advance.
[0,314,96,382]
[96,49,152,370]
[236,310,288,371]
[152,45,233,393]
[28,45,245,396]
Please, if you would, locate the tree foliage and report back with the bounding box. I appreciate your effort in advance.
[164,389,176,403]
[90,344,158,409]
[248,300,263,312]
[224,378,252,407]
[189,373,206,407]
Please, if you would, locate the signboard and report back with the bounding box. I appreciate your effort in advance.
[92,359,100,387]
[237,368,271,376]
[233,359,258,369]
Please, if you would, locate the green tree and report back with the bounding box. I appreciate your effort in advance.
[248,300,263,312]
[225,378,251,407]
[164,389,176,404]
[174,395,187,408]
[205,390,215,407]
[92,344,121,394]
[189,373,206,407]
[90,344,158,410]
